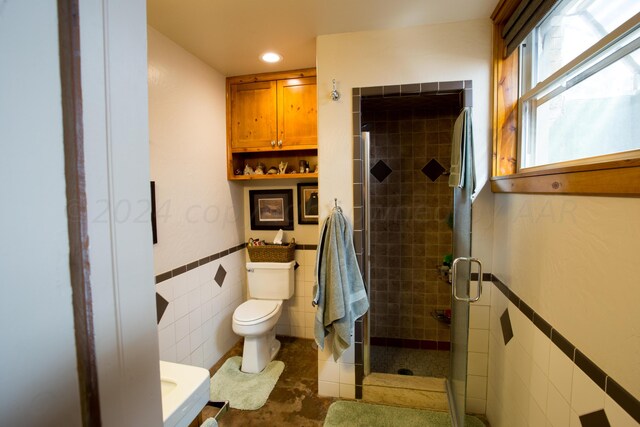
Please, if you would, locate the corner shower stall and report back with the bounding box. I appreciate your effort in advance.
[363,94,459,377]
[352,81,476,425]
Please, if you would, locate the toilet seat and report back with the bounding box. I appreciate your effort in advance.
[233,300,281,325]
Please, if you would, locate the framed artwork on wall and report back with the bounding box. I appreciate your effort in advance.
[249,189,294,230]
[297,182,319,224]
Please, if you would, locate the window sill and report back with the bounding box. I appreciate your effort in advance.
[491,159,640,196]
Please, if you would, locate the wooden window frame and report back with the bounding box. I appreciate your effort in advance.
[491,0,640,197]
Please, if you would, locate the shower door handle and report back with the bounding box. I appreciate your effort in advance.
[451,257,482,303]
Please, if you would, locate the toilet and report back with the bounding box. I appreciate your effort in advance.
[232,261,295,373]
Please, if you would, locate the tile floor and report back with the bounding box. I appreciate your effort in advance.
[370,345,450,378]
[202,336,336,426]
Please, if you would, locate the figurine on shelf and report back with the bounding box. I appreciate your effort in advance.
[278,161,288,174]
[267,166,278,174]
[255,163,265,175]
[243,164,254,175]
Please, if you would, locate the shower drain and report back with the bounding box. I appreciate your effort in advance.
[397,368,414,376]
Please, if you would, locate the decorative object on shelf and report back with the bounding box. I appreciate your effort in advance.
[299,160,309,173]
[255,163,265,175]
[278,161,288,174]
[267,166,278,174]
[297,182,319,224]
[234,168,242,175]
[244,164,254,175]
[330,79,340,101]
[249,189,294,230]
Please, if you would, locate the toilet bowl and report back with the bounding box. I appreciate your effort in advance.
[232,261,295,373]
[232,299,283,373]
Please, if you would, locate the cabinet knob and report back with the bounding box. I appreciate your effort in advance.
[271,140,276,148]
[277,140,283,148]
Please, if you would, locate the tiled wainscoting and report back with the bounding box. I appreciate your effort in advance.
[155,245,246,369]
[466,280,492,414]
[275,247,318,339]
[487,276,639,427]
[155,244,319,370]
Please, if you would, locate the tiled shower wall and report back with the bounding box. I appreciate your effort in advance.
[363,101,458,345]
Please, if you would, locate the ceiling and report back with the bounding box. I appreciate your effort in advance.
[146,0,500,77]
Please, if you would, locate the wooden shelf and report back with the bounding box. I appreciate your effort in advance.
[228,172,318,181]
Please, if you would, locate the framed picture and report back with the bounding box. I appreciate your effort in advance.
[297,182,319,224]
[249,189,294,230]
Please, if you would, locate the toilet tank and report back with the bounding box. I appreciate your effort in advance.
[246,261,295,300]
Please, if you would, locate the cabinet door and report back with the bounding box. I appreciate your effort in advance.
[276,77,317,148]
[230,81,277,150]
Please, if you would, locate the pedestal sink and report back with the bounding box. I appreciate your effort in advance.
[159,361,210,427]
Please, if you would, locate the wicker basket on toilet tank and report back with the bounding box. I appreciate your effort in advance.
[246,240,296,262]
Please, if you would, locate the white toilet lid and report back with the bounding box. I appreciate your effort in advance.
[234,300,280,323]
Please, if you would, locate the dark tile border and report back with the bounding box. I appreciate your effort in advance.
[155,243,318,284]
[491,273,640,423]
[370,336,451,351]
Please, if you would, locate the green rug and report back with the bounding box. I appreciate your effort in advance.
[210,356,284,410]
[323,401,485,427]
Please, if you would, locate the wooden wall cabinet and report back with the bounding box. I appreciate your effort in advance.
[226,68,318,180]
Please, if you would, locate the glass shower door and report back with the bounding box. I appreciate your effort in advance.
[447,109,475,427]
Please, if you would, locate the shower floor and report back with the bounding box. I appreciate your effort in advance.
[370,345,449,378]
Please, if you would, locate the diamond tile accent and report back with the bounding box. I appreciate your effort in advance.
[421,159,446,182]
[214,265,227,287]
[500,309,513,345]
[370,160,392,183]
[580,409,610,427]
[155,293,169,324]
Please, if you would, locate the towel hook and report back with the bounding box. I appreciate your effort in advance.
[334,198,338,208]
[331,79,340,101]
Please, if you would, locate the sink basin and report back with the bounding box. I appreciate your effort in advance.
[159,361,210,427]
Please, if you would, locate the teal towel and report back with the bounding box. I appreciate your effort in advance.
[313,208,369,361]
[449,107,475,194]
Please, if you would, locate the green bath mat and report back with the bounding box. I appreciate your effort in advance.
[210,356,284,410]
[323,401,485,427]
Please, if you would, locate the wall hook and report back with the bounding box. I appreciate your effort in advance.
[331,79,340,101]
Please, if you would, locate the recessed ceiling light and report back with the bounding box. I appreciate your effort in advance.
[260,52,282,63]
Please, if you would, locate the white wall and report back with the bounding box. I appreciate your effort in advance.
[316,18,494,399]
[148,26,244,275]
[487,194,640,426]
[0,2,82,425]
[148,27,246,369]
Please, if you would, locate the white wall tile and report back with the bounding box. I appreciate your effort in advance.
[339,383,355,399]
[529,360,549,411]
[318,380,340,397]
[190,327,203,352]
[548,345,574,402]
[339,363,355,385]
[529,395,547,427]
[468,352,488,376]
[176,336,191,362]
[475,281,492,306]
[470,305,490,330]
[605,395,638,427]
[158,325,175,352]
[173,294,189,320]
[318,358,340,382]
[546,383,571,427]
[175,315,190,342]
[159,344,176,362]
[466,397,486,414]
[468,329,489,353]
[467,375,488,400]
[531,328,551,375]
[570,367,605,416]
[190,345,204,368]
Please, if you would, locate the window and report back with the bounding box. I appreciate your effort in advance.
[518,0,640,171]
